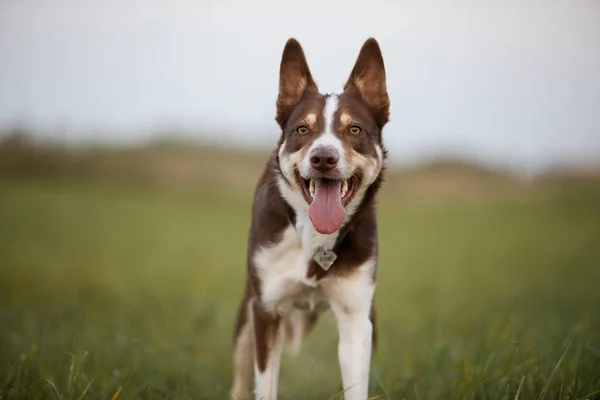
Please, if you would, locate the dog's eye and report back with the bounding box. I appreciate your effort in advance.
[296,125,309,135]
[349,125,362,135]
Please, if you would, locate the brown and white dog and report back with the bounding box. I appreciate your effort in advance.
[231,38,390,400]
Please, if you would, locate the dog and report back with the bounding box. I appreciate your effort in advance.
[230,37,390,400]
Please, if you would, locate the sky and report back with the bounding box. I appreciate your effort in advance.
[1,0,599,171]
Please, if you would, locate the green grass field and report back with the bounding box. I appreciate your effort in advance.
[1,174,600,400]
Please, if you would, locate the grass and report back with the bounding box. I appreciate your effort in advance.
[1,173,600,400]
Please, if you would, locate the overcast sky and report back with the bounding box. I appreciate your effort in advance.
[1,0,599,170]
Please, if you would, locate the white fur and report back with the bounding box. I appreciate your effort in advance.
[277,141,306,212]
[254,225,330,312]
[253,225,375,317]
[254,323,284,400]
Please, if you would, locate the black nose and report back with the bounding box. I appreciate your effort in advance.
[310,146,339,172]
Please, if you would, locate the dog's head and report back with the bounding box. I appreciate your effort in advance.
[275,38,390,235]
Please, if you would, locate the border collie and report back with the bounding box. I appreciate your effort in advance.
[231,37,390,400]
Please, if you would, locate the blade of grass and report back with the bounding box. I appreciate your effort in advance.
[325,382,357,400]
[45,378,62,400]
[62,351,76,398]
[110,385,123,400]
[537,336,574,400]
[119,360,139,400]
[304,361,315,400]
[376,374,391,400]
[579,389,600,400]
[514,376,525,400]
[558,379,564,400]
[76,379,94,400]
[414,381,421,400]
[573,350,589,400]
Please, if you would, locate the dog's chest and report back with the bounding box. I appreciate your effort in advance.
[253,221,339,313]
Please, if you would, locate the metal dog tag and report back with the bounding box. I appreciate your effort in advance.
[313,247,337,271]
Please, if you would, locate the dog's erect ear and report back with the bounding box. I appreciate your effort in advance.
[276,38,318,127]
[344,38,390,125]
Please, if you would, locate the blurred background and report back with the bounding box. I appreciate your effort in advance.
[1,1,599,399]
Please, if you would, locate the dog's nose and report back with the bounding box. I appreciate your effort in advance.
[310,146,339,172]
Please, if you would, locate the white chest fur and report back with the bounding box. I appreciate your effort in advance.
[253,222,338,313]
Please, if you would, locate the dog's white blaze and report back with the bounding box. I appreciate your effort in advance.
[254,323,284,400]
[299,94,349,177]
[314,94,344,159]
[325,259,376,400]
[323,94,339,139]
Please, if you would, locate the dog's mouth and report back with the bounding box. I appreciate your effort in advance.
[294,171,362,235]
[295,173,361,207]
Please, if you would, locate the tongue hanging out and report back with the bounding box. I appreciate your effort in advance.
[308,179,345,234]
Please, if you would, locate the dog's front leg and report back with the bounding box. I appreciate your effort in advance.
[334,309,372,400]
[327,260,376,400]
[252,300,284,400]
[328,266,376,400]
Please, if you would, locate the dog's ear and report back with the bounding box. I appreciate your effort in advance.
[276,38,318,127]
[344,38,390,126]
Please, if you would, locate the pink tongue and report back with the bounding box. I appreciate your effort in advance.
[308,179,345,234]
